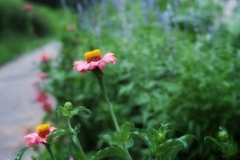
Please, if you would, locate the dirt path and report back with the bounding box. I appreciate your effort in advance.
[0,41,61,160]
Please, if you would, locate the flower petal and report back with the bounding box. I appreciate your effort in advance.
[35,91,48,104]
[50,127,57,132]
[98,60,106,70]
[102,53,117,64]
[88,61,99,70]
[24,133,41,147]
[74,60,89,73]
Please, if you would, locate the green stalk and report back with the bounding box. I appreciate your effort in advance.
[44,144,56,160]
[94,71,120,131]
[67,118,87,160]
[93,70,132,160]
[123,143,132,160]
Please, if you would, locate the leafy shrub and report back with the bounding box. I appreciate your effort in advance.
[0,0,54,37]
[0,0,68,65]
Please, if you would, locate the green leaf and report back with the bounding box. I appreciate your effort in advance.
[58,106,70,116]
[46,128,71,144]
[69,142,86,160]
[115,122,135,142]
[222,142,238,158]
[155,134,196,157]
[160,145,182,160]
[124,138,134,149]
[15,147,30,160]
[58,106,91,118]
[90,147,126,160]
[159,135,196,160]
[131,128,157,153]
[155,139,185,156]
[69,106,91,118]
[71,134,81,150]
[204,136,223,148]
[179,134,197,144]
[102,132,123,149]
[102,122,135,149]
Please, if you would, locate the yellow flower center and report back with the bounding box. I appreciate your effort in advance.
[84,49,102,63]
[36,124,51,138]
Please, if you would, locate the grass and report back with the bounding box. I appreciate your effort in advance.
[0,31,50,65]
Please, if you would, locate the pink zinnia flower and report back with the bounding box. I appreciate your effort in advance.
[23,4,33,12]
[40,53,51,63]
[24,124,56,147]
[38,72,47,79]
[42,103,52,112]
[73,49,116,74]
[35,91,49,103]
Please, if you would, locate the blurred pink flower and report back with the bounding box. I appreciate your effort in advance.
[38,72,47,79]
[35,91,49,103]
[42,103,52,112]
[40,53,51,63]
[24,124,56,147]
[66,25,75,31]
[69,157,74,160]
[32,81,39,87]
[73,49,116,74]
[23,4,33,12]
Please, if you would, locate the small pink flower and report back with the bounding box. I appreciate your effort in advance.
[23,4,33,12]
[69,157,74,160]
[35,91,49,103]
[38,72,47,79]
[42,103,52,112]
[24,124,56,147]
[40,53,51,63]
[73,49,116,74]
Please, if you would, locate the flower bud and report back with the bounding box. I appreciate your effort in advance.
[64,102,73,111]
[218,130,228,141]
[157,133,166,142]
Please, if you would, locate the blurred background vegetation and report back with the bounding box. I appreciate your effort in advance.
[2,0,240,160]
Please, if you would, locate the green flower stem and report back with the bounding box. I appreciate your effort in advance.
[123,143,132,160]
[44,144,56,160]
[94,70,132,160]
[67,118,87,160]
[94,71,120,131]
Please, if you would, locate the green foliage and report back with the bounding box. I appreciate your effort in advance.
[46,128,72,144]
[26,0,94,9]
[88,147,125,160]
[58,105,91,118]
[15,147,30,160]
[102,122,135,150]
[23,0,240,159]
[0,0,67,65]
[0,0,54,36]
[205,126,238,159]
[132,123,196,159]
